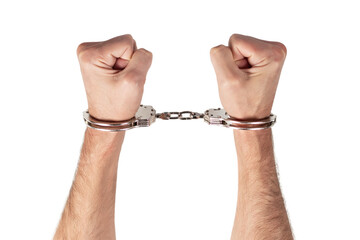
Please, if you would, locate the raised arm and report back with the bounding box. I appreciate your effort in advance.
[210,34,293,239]
[54,35,152,240]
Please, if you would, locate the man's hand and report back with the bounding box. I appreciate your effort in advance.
[210,34,293,240]
[55,35,152,240]
[77,34,153,121]
[210,34,286,120]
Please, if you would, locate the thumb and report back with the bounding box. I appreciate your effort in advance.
[210,45,241,81]
[123,48,153,78]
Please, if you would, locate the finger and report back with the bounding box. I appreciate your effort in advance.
[113,39,137,70]
[133,39,138,51]
[97,34,136,68]
[77,41,101,56]
[229,34,284,67]
[210,45,240,80]
[228,37,251,69]
[121,48,153,79]
[113,58,130,70]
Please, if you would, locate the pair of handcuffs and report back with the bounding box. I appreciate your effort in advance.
[83,105,276,132]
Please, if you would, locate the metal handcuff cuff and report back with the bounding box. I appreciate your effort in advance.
[83,105,276,132]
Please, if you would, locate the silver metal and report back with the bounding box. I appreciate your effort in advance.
[156,111,204,120]
[83,105,276,131]
[83,105,156,132]
[203,108,276,130]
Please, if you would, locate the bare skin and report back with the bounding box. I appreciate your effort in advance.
[55,34,292,239]
[54,129,124,239]
[54,35,152,240]
[210,34,293,239]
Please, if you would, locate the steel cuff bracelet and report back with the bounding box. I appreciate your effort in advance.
[83,105,277,132]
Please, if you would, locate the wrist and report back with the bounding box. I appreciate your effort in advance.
[88,106,136,122]
[79,128,125,167]
[233,128,274,165]
[86,127,125,146]
[233,127,272,142]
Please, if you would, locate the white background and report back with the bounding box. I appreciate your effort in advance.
[0,0,359,239]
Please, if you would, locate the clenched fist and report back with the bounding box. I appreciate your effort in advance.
[210,34,287,120]
[77,34,152,121]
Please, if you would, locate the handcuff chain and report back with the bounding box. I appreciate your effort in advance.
[156,111,204,120]
[83,105,276,131]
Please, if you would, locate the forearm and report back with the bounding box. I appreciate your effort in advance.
[54,128,125,240]
[231,129,292,240]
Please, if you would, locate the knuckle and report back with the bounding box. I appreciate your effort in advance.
[111,34,133,42]
[122,34,134,41]
[210,44,226,56]
[76,42,89,56]
[273,41,287,53]
[270,42,287,62]
[103,34,134,49]
[229,33,240,44]
[229,34,250,47]
[77,43,97,64]
[121,34,135,47]
[272,48,286,63]
[138,48,153,58]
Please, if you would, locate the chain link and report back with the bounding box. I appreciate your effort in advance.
[156,111,204,120]
[84,105,276,131]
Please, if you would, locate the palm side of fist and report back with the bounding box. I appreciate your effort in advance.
[77,34,152,121]
[210,34,287,120]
